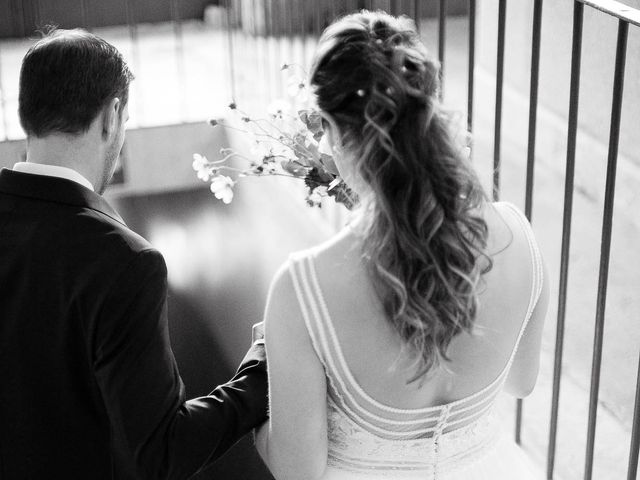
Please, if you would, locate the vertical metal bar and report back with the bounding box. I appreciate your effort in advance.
[33,0,41,31]
[224,0,237,102]
[265,0,275,100]
[0,45,8,141]
[80,0,89,29]
[492,0,506,201]
[516,0,544,447]
[515,400,523,444]
[584,19,628,480]
[467,0,475,135]
[274,0,284,99]
[254,0,266,104]
[284,0,290,37]
[390,0,398,16]
[547,3,583,478]
[525,0,543,221]
[301,0,309,68]
[261,0,273,102]
[286,0,296,85]
[628,351,640,480]
[414,0,421,34]
[169,0,187,121]
[438,0,446,99]
[281,0,289,72]
[264,0,271,37]
[125,0,141,121]
[291,0,297,64]
[315,1,322,38]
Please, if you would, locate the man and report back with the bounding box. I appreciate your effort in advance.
[0,29,268,479]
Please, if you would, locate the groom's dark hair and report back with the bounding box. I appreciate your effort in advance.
[18,28,134,137]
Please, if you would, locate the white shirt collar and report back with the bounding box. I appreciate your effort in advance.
[13,162,95,192]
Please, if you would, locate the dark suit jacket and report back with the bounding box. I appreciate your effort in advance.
[0,168,268,479]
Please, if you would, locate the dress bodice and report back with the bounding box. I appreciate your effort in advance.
[325,397,503,478]
[288,202,544,479]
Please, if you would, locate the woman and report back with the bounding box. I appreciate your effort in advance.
[256,10,549,480]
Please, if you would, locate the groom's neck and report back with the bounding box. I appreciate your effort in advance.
[25,131,102,188]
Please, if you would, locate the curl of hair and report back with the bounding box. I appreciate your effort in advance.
[310,11,492,382]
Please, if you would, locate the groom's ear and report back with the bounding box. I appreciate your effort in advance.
[101,97,121,141]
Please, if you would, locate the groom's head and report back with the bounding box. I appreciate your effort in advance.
[18,28,134,193]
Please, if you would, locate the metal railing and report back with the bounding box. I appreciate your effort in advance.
[1,1,639,478]
[545,2,637,480]
[479,1,638,478]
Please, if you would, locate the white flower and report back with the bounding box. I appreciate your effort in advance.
[210,175,235,204]
[193,153,212,181]
[287,75,308,101]
[197,169,211,182]
[192,153,208,171]
[267,99,292,120]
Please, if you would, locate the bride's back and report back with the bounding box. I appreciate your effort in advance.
[309,201,537,410]
[256,11,549,480]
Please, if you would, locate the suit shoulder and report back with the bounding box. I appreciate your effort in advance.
[77,207,154,255]
[70,207,166,278]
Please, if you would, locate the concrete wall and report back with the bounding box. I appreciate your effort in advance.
[108,122,229,196]
[0,122,227,195]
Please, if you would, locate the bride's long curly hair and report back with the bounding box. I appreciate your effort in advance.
[310,11,491,382]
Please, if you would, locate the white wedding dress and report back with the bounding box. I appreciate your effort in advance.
[288,203,543,479]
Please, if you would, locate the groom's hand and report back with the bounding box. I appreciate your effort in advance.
[252,322,265,344]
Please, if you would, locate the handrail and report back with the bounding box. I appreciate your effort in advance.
[577,0,640,27]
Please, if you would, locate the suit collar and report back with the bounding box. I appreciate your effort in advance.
[0,168,126,226]
[13,161,95,192]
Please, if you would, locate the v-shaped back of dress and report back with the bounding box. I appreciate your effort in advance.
[288,203,544,478]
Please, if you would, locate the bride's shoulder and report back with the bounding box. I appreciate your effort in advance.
[289,224,359,266]
[268,225,359,312]
[480,201,533,255]
[263,235,355,348]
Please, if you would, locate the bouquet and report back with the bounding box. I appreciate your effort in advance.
[192,65,356,209]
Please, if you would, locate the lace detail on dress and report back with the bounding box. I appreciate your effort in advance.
[326,397,501,477]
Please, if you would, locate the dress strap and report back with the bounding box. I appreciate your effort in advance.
[288,251,449,436]
[288,252,330,368]
[500,202,545,367]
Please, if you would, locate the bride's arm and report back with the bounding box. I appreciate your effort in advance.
[255,263,328,480]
